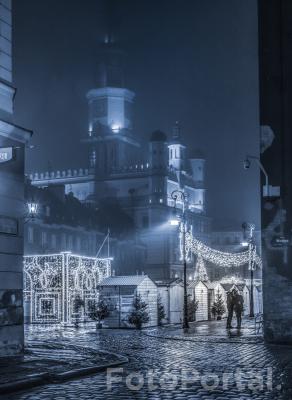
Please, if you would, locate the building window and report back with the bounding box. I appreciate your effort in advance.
[68,235,73,249]
[76,237,81,252]
[45,206,50,217]
[142,215,149,228]
[41,232,47,247]
[28,227,34,243]
[82,239,88,251]
[51,234,57,249]
[62,234,66,249]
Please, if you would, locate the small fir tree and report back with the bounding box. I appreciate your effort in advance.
[89,299,110,327]
[157,294,166,326]
[211,289,226,320]
[187,296,199,322]
[128,293,150,330]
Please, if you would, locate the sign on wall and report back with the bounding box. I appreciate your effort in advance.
[0,147,13,163]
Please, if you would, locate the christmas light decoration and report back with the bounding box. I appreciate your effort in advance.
[24,252,112,324]
[184,232,262,268]
[194,255,209,282]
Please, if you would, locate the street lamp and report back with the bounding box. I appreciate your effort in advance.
[243,155,270,196]
[170,189,189,330]
[242,222,256,318]
[26,202,38,221]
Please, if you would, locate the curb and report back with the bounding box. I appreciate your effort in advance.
[0,355,128,395]
[0,373,51,395]
[52,357,128,381]
[143,331,264,345]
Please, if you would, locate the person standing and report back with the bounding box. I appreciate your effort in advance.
[234,291,244,329]
[226,289,236,329]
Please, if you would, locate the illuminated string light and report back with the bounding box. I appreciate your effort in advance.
[183,232,262,269]
[24,253,112,324]
[194,255,209,282]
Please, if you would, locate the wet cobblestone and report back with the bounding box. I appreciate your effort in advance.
[5,324,292,400]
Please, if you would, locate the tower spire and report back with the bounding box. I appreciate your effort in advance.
[97,0,124,88]
[172,121,180,140]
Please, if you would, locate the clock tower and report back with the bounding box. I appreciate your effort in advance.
[84,39,139,176]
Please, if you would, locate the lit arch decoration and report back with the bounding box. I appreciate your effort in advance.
[23,253,112,324]
[184,232,262,269]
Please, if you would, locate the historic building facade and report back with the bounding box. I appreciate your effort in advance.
[29,40,210,280]
[24,182,147,277]
[0,0,32,355]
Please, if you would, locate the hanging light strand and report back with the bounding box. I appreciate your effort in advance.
[185,232,262,268]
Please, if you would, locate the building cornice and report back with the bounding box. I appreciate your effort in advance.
[86,87,135,102]
[0,119,32,143]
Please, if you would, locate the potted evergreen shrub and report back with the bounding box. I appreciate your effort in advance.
[127,293,150,329]
[89,299,110,328]
[211,290,226,320]
[187,296,199,322]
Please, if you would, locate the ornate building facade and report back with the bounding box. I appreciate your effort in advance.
[0,0,32,355]
[29,40,210,280]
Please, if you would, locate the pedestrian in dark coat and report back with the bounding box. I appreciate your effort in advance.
[226,289,236,329]
[234,292,244,329]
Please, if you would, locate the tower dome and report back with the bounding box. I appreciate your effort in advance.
[150,130,167,142]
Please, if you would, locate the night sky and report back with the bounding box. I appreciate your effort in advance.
[13,0,260,230]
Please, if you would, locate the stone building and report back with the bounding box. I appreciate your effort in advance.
[24,182,147,276]
[0,0,32,356]
[258,0,292,343]
[29,40,211,281]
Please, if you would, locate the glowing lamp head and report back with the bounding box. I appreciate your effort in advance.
[111,124,121,133]
[27,202,38,217]
[170,219,180,226]
[241,241,249,247]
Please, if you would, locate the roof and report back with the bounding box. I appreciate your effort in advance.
[235,284,246,291]
[203,281,217,290]
[188,280,213,289]
[220,283,234,292]
[155,278,183,287]
[99,275,149,286]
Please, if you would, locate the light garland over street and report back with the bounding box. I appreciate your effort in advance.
[184,232,262,269]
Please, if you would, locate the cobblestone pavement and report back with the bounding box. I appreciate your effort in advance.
[5,324,292,400]
[146,318,264,344]
[0,341,120,387]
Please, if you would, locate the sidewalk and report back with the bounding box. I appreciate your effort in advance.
[145,317,264,344]
[0,334,128,395]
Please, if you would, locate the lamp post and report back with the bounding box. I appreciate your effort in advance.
[170,189,189,330]
[26,201,38,222]
[243,155,269,196]
[242,222,256,317]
